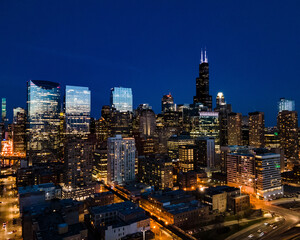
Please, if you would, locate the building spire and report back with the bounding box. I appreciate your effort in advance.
[204,48,208,63]
[200,49,203,64]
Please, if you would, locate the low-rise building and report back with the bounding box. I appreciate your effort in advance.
[86,201,150,240]
[86,191,114,207]
[22,198,85,240]
[140,190,209,227]
[18,183,62,213]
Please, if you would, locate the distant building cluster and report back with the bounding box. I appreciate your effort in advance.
[1,50,299,240]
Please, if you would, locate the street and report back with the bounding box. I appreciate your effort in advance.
[0,175,22,240]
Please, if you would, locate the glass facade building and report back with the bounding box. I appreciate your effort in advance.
[278,98,295,112]
[1,98,6,122]
[110,87,133,112]
[65,85,91,134]
[190,111,220,150]
[26,80,60,163]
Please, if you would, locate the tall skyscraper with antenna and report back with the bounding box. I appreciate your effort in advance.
[193,49,212,111]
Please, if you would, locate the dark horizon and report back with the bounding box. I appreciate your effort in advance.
[1,1,300,126]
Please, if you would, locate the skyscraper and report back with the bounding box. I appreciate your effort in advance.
[278,98,295,112]
[1,98,6,123]
[110,87,133,112]
[161,93,176,113]
[64,136,93,188]
[249,112,265,148]
[193,49,212,111]
[277,110,299,170]
[107,135,136,185]
[190,111,219,149]
[214,92,232,146]
[228,112,242,146]
[65,85,91,135]
[26,80,60,164]
[12,107,26,153]
[216,92,225,107]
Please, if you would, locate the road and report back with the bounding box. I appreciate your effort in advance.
[226,197,300,240]
[0,175,22,240]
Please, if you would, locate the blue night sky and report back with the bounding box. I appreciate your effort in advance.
[1,1,300,126]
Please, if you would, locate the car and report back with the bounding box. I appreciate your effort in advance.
[273,226,278,229]
[257,229,262,233]
[264,222,269,226]
[259,232,265,237]
[248,234,254,238]
[3,222,6,228]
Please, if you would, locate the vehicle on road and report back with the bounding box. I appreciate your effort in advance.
[259,232,264,237]
[248,234,254,238]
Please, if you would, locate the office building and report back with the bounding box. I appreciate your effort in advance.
[249,111,265,148]
[107,135,136,185]
[191,112,219,149]
[1,97,6,123]
[277,110,299,170]
[26,80,60,164]
[278,98,295,112]
[178,145,199,172]
[228,112,242,146]
[193,49,212,110]
[162,93,176,112]
[135,104,156,137]
[214,92,232,146]
[110,87,133,112]
[65,85,91,135]
[167,134,195,160]
[12,107,26,153]
[195,137,215,170]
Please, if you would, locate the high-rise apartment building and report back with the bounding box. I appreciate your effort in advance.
[110,87,133,112]
[138,154,173,190]
[278,98,295,112]
[107,135,136,185]
[64,136,93,188]
[228,112,242,146]
[65,85,91,135]
[249,112,265,148]
[277,110,299,170]
[193,50,212,110]
[227,148,282,200]
[26,80,60,164]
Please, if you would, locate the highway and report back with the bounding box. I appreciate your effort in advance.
[226,197,300,240]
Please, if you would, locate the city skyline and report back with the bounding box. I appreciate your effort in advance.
[1,1,300,126]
